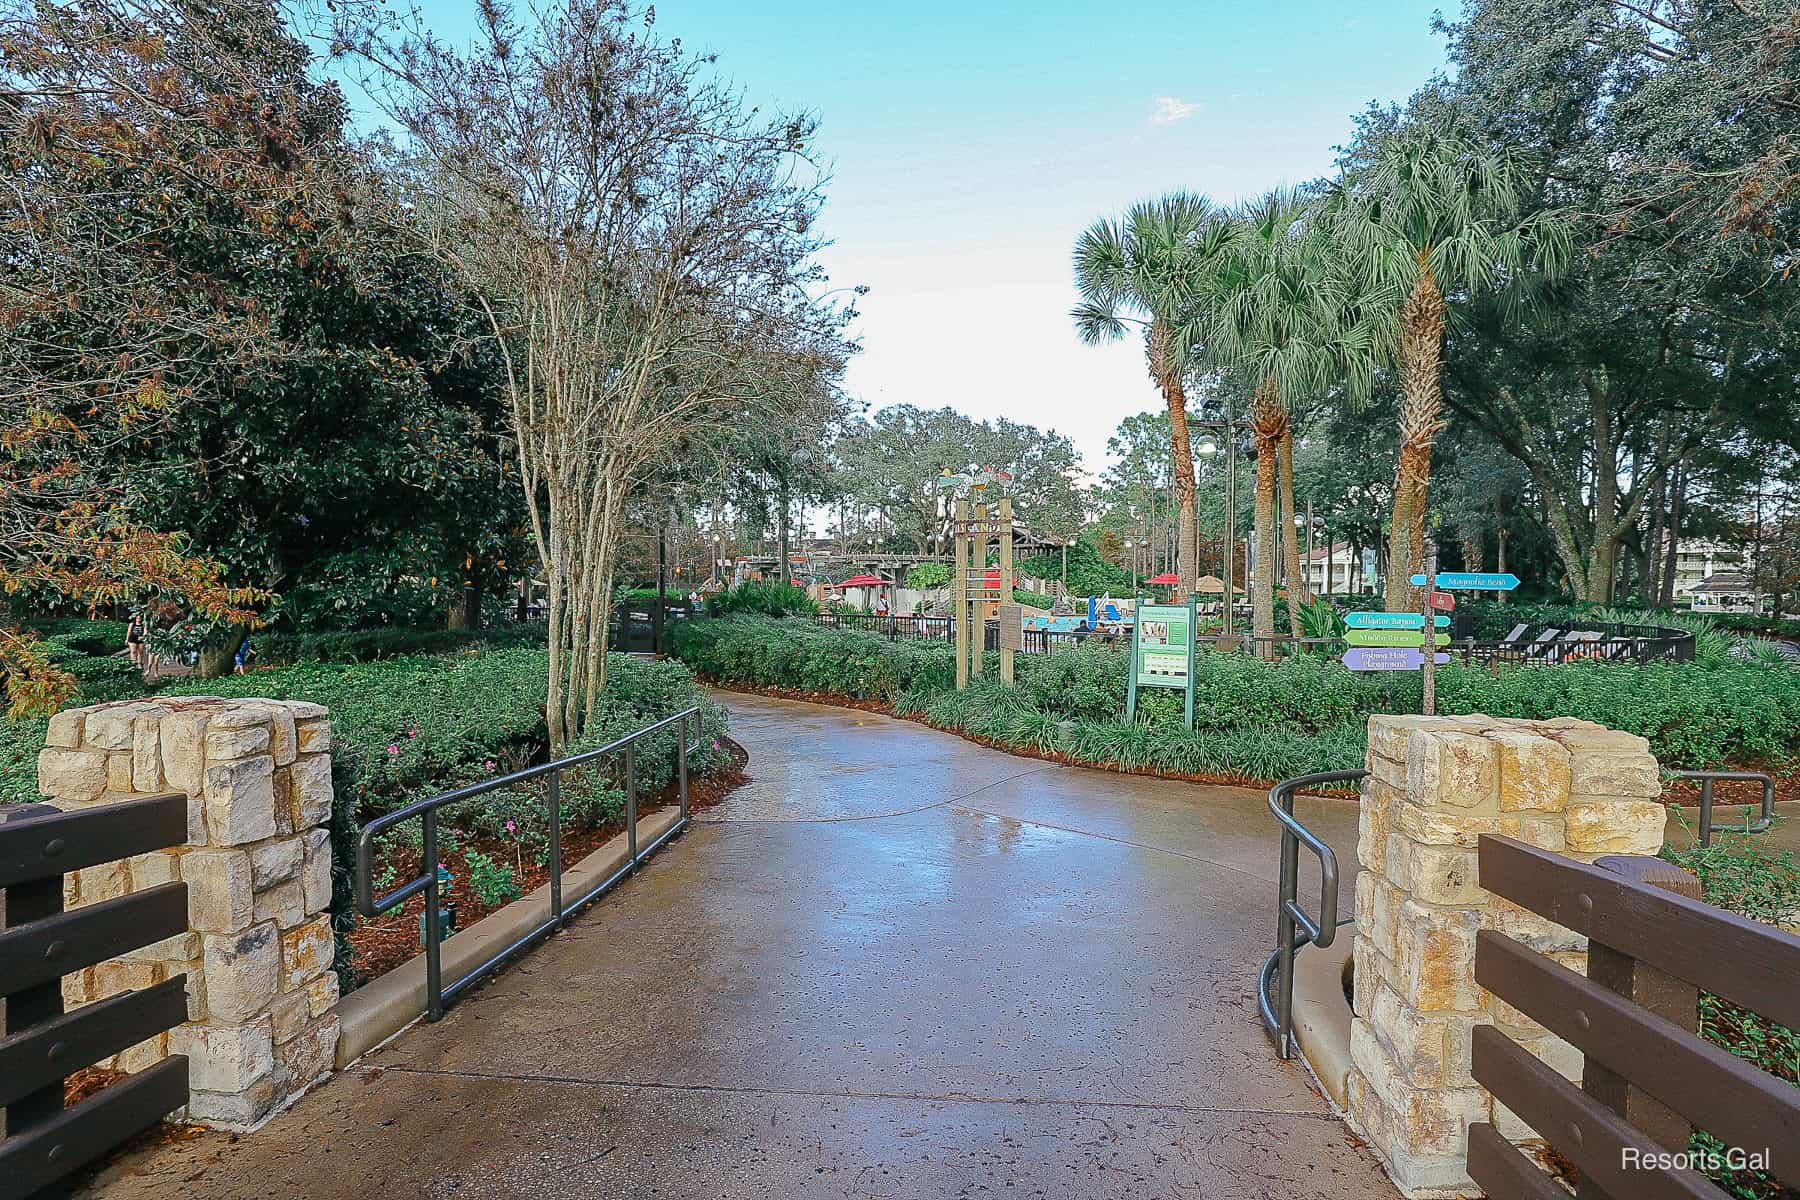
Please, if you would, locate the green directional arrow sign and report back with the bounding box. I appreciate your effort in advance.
[1346,628,1452,648]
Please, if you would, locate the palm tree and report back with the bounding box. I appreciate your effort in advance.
[1207,190,1385,646]
[1073,193,1234,600]
[1329,120,1571,609]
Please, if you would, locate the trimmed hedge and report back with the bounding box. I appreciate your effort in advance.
[156,647,726,818]
[674,615,1800,773]
[254,621,545,666]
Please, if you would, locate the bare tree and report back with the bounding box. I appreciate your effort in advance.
[339,0,851,744]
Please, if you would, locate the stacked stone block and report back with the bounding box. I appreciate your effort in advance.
[1345,714,1664,1198]
[36,697,341,1128]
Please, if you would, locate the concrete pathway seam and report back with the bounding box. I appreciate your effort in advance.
[363,1063,1338,1121]
[700,761,1063,825]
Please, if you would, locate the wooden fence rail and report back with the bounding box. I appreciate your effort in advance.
[0,795,192,1199]
[1470,834,1800,1200]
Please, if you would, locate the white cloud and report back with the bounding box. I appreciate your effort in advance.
[1149,96,1200,126]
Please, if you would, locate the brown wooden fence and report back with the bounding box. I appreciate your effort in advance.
[0,795,191,1198]
[1470,834,1800,1200]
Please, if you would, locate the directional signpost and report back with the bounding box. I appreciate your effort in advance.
[1342,563,1526,712]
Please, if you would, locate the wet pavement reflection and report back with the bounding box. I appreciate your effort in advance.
[87,693,1396,1199]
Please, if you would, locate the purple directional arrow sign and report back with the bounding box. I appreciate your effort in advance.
[1342,647,1452,672]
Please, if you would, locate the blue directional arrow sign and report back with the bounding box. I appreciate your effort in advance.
[1346,612,1450,630]
[1410,572,1520,591]
[1342,647,1452,672]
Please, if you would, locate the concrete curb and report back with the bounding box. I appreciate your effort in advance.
[1291,922,1356,1109]
[332,806,682,1067]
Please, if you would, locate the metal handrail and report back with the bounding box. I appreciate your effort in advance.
[1259,768,1367,1060]
[355,706,703,1021]
[1668,769,1777,848]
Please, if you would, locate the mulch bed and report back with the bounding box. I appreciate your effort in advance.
[346,734,750,982]
[1662,765,1800,809]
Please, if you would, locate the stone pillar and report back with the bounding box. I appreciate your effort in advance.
[36,697,340,1129]
[1345,714,1664,1198]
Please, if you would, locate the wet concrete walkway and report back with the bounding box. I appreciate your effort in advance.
[86,694,1395,1199]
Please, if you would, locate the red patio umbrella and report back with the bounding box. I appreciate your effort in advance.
[1145,572,1180,586]
[836,574,886,588]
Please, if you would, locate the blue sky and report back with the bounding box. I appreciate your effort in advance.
[395,1,1454,473]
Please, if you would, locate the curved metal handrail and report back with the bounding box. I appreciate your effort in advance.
[1669,769,1776,848]
[1259,768,1367,1060]
[354,706,702,1021]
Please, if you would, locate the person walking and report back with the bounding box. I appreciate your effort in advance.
[125,613,146,673]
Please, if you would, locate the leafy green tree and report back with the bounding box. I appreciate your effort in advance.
[341,0,852,745]
[1409,1,1800,601]
[124,185,526,664]
[835,405,1082,553]
[1097,410,1176,580]
[1073,193,1234,598]
[0,0,387,695]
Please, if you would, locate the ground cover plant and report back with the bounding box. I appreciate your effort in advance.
[251,622,545,666]
[675,615,1800,782]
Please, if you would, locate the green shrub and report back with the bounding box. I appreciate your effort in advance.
[17,620,142,705]
[1438,660,1800,768]
[675,615,957,699]
[1707,612,1800,639]
[678,615,1800,778]
[26,618,130,656]
[704,580,817,617]
[1012,587,1056,610]
[3,621,140,805]
[254,623,546,666]
[906,562,950,589]
[462,848,523,906]
[257,627,473,665]
[0,715,49,806]
[1013,642,1128,720]
[1019,541,1132,596]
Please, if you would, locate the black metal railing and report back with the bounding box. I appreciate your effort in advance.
[802,612,1694,667]
[1668,768,1777,848]
[810,612,1133,656]
[1216,623,1695,667]
[608,601,698,654]
[1259,768,1366,1060]
[813,611,954,641]
[355,707,704,1021]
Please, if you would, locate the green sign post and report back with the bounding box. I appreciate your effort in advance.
[1126,598,1197,728]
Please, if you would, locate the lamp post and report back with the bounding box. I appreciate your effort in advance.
[1195,421,1242,636]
